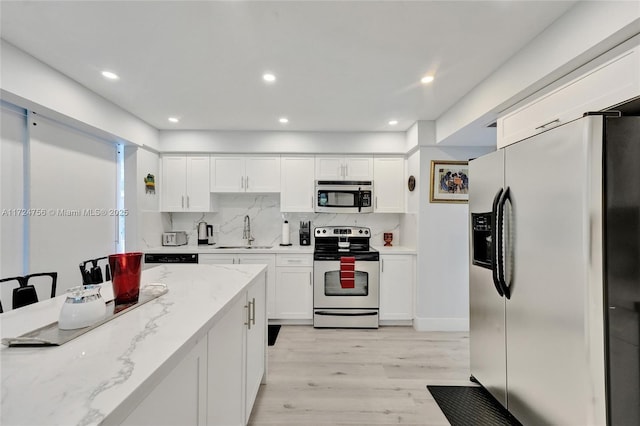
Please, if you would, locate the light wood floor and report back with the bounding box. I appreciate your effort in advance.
[248,325,472,425]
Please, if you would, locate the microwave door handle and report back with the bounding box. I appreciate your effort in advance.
[357,187,362,212]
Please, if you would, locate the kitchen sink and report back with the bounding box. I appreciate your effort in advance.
[215,245,273,250]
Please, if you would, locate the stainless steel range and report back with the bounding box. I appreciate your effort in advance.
[313,226,379,328]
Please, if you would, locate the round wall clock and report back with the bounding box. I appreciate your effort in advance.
[407,175,416,191]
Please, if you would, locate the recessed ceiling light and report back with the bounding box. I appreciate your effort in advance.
[168,117,179,123]
[263,73,276,83]
[279,117,289,124]
[388,120,399,126]
[101,70,119,80]
[421,75,434,84]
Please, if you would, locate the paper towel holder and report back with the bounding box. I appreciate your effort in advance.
[279,220,293,246]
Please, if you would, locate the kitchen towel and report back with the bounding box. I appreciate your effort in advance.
[340,257,355,289]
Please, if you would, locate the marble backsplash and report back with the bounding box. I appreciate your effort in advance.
[150,193,403,248]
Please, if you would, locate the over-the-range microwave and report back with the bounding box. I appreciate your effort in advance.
[315,180,373,213]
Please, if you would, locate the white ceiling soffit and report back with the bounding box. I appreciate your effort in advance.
[0,1,576,133]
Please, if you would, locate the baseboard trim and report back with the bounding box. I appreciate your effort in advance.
[413,317,469,331]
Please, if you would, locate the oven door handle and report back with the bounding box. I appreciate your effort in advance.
[314,311,378,316]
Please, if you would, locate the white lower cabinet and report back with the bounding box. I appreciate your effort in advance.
[122,338,208,426]
[123,274,266,426]
[207,296,245,426]
[199,254,276,319]
[274,254,313,320]
[208,275,266,426]
[245,279,266,420]
[379,254,414,321]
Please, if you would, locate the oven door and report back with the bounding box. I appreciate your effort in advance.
[313,259,379,309]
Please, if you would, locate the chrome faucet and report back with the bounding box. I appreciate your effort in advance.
[242,215,254,246]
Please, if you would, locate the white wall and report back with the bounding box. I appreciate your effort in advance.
[29,114,118,293]
[414,145,493,331]
[399,149,420,249]
[436,0,640,145]
[124,146,165,251]
[0,101,27,278]
[409,119,494,331]
[159,130,406,154]
[0,39,160,150]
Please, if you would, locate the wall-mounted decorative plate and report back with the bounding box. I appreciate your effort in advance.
[408,175,416,191]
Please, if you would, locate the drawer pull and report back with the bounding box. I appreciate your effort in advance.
[535,118,560,130]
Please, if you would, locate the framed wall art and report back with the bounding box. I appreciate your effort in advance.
[429,160,469,203]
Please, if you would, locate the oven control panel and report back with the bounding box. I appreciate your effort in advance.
[315,226,370,237]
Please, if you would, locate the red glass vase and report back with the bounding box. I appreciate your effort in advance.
[108,252,143,305]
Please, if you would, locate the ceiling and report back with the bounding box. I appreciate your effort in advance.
[0,1,577,132]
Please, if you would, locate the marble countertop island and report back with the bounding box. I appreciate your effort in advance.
[0,264,266,426]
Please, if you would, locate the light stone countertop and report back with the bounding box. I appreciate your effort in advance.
[144,244,314,254]
[0,263,266,426]
[371,245,417,255]
[144,245,415,255]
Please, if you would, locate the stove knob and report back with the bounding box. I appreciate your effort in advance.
[364,230,369,234]
[359,229,363,234]
[322,229,327,234]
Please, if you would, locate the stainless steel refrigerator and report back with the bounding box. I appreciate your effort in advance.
[469,113,639,425]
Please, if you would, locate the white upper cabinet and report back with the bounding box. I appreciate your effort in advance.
[280,156,315,212]
[161,155,210,212]
[211,155,281,193]
[497,44,640,149]
[373,157,405,213]
[315,156,373,181]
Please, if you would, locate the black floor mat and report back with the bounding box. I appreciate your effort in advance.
[427,385,522,426]
[268,325,281,346]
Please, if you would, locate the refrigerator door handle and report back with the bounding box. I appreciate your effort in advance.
[491,188,505,297]
[497,186,511,299]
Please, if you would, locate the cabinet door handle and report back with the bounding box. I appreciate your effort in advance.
[181,195,184,208]
[309,271,312,285]
[381,259,384,272]
[245,303,251,329]
[186,195,190,208]
[535,118,560,130]
[251,297,256,326]
[241,176,244,189]
[246,176,249,189]
[345,164,348,177]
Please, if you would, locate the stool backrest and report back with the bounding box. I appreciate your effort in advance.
[0,272,58,313]
[79,257,111,285]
